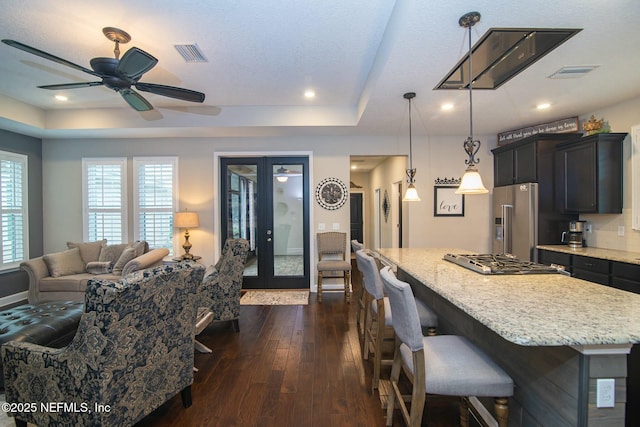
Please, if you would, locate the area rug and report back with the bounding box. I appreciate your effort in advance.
[241,290,309,306]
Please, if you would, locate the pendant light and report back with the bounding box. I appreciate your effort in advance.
[456,12,489,195]
[402,92,421,201]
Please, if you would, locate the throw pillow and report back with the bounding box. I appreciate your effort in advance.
[131,240,148,257]
[67,239,107,264]
[113,247,137,274]
[43,248,86,278]
[99,243,130,264]
[86,261,113,275]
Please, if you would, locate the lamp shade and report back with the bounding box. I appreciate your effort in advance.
[174,211,199,228]
[456,167,489,194]
[402,184,421,201]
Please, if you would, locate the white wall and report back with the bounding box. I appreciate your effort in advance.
[42,132,495,288]
[363,135,493,253]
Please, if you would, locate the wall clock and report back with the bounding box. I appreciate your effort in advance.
[315,177,348,210]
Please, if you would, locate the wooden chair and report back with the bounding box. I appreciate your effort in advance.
[316,232,351,303]
[357,250,439,392]
[380,266,514,427]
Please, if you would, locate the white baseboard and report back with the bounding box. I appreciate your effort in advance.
[0,291,28,309]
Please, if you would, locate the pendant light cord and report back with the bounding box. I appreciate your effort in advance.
[408,96,413,170]
[468,24,474,141]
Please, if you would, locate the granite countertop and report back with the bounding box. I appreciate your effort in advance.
[376,247,640,348]
[537,245,640,265]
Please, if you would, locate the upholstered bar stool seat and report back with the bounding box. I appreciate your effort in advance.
[380,266,513,427]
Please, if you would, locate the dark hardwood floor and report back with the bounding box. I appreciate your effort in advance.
[136,289,463,427]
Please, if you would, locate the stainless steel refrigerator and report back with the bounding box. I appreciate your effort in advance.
[492,183,538,261]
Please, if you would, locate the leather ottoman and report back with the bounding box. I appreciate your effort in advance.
[0,301,84,387]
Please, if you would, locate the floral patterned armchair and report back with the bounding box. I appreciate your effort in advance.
[1,261,205,427]
[199,238,249,333]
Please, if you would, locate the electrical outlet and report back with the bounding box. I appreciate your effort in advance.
[332,223,340,230]
[586,224,592,233]
[618,226,625,236]
[318,223,326,231]
[596,378,615,408]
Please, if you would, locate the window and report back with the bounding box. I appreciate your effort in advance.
[133,157,178,254]
[0,151,28,270]
[82,158,127,244]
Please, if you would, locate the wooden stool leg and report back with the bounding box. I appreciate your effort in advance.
[372,299,384,391]
[494,397,509,427]
[345,271,351,303]
[317,273,323,302]
[460,397,470,427]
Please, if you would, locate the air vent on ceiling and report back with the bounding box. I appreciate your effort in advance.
[548,65,598,79]
[174,44,208,63]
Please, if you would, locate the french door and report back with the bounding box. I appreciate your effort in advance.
[220,156,310,289]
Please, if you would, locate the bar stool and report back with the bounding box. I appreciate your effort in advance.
[356,250,438,392]
[380,266,514,427]
[316,232,351,303]
[350,240,366,337]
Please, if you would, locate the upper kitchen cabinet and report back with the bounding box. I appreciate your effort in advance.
[555,133,626,213]
[492,133,579,187]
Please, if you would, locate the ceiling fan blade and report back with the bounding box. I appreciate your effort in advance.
[2,39,103,78]
[135,82,205,103]
[117,47,158,79]
[119,88,153,111]
[38,82,104,90]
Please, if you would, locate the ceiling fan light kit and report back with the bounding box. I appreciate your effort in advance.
[1,26,205,112]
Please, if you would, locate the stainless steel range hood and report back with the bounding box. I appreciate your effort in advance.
[435,27,582,90]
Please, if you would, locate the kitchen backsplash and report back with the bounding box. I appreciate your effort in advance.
[581,208,640,253]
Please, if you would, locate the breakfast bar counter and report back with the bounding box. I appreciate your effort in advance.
[376,247,640,427]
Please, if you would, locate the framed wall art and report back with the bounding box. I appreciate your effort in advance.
[434,186,464,217]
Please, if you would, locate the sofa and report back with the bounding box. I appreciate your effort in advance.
[20,239,169,304]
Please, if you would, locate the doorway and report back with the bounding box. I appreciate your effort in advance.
[350,192,364,244]
[220,156,310,289]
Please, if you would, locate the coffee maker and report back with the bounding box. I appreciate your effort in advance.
[562,220,586,248]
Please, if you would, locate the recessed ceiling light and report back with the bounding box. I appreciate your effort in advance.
[304,90,316,99]
[537,103,551,110]
[441,103,454,111]
[54,95,68,101]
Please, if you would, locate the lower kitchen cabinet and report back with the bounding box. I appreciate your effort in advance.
[611,261,640,293]
[538,249,572,273]
[537,249,640,293]
[572,255,610,285]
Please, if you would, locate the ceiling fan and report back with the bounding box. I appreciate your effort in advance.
[1,27,205,111]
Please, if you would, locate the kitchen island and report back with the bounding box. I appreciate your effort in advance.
[376,247,640,427]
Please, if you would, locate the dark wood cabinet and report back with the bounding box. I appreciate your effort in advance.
[537,249,572,273]
[555,133,626,213]
[537,249,640,294]
[611,261,640,293]
[492,133,578,187]
[572,255,610,285]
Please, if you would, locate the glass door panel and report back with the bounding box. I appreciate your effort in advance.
[272,164,304,277]
[220,157,309,289]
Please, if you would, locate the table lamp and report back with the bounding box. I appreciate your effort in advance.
[175,210,199,260]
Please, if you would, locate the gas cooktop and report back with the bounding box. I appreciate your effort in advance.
[443,253,566,275]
